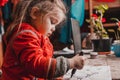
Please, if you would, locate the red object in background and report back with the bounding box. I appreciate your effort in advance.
[85,0,116,2]
[85,0,89,2]
[92,14,98,18]
[102,18,106,23]
[92,14,106,23]
[92,14,98,20]
[117,21,120,27]
[97,0,116,2]
[0,0,8,6]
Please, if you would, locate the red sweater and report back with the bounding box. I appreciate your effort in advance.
[2,23,56,80]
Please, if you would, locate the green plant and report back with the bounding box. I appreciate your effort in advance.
[108,18,120,40]
[86,4,109,38]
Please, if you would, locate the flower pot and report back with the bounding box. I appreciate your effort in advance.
[92,38,112,52]
[112,43,120,57]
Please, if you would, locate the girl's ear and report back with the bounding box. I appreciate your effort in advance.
[30,7,39,19]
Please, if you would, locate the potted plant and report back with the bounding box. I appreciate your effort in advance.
[108,18,120,57]
[86,4,112,52]
[108,18,120,41]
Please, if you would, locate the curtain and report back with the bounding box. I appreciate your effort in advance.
[71,0,85,26]
[59,0,85,44]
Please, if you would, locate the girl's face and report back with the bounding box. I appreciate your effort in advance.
[30,7,65,37]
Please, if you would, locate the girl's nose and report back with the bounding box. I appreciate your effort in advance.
[51,26,56,32]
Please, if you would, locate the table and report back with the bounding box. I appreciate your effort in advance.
[85,54,120,80]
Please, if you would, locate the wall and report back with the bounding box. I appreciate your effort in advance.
[85,0,120,10]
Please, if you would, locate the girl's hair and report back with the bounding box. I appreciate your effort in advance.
[5,0,66,41]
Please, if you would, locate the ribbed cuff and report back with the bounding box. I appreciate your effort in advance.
[54,56,70,78]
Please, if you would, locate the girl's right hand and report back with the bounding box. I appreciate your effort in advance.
[68,54,86,69]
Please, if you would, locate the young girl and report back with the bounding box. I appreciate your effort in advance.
[2,0,85,80]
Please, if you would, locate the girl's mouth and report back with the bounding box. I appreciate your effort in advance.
[47,33,52,37]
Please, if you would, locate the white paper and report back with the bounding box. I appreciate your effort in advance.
[62,47,93,54]
[63,47,74,53]
[63,66,112,80]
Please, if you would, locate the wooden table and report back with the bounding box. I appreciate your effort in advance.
[54,51,120,80]
[85,54,120,80]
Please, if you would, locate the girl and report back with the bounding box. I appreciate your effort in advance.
[2,0,85,80]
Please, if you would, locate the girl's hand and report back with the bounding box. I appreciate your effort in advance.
[68,54,86,69]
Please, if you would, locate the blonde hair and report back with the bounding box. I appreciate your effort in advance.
[6,0,66,41]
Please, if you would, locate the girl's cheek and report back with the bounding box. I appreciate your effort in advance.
[38,25,47,34]
[43,25,50,34]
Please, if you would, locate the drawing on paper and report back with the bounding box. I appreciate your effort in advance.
[63,66,112,80]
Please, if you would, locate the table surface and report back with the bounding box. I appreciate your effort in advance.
[84,54,120,80]
[54,50,120,80]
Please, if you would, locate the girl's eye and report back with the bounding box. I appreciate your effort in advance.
[50,18,58,25]
[51,20,55,24]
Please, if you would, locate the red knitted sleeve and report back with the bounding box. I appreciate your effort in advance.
[12,31,56,78]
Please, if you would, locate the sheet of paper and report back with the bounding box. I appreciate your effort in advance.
[63,66,112,80]
[62,47,93,54]
[63,47,74,53]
